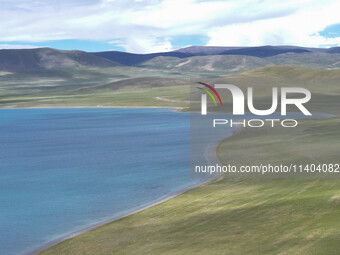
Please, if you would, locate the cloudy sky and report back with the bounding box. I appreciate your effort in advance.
[1,0,340,53]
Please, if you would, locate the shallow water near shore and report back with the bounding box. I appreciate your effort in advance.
[0,108,203,255]
[0,109,327,254]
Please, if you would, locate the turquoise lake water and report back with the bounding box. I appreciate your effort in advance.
[0,108,202,255]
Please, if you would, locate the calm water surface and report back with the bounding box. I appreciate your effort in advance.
[0,108,201,255]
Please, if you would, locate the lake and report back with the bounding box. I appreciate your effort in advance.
[0,108,202,255]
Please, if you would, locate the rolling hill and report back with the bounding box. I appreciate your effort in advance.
[1,46,340,110]
[138,55,272,72]
[174,46,244,55]
[2,46,340,74]
[92,51,194,66]
[0,48,120,72]
[269,52,340,69]
[77,76,188,92]
[174,45,330,55]
[139,51,340,72]
[211,65,340,96]
[91,46,338,66]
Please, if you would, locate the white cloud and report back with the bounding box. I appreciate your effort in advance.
[207,0,340,47]
[121,37,172,53]
[0,44,41,49]
[1,0,340,52]
[128,0,235,29]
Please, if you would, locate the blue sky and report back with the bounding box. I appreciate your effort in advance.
[0,35,209,52]
[0,0,340,53]
[319,24,340,38]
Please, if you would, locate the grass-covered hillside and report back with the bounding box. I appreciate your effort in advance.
[40,117,340,255]
[2,64,340,113]
[1,47,340,110]
[215,65,340,115]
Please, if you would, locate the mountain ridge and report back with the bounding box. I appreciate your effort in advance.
[1,46,340,72]
[0,47,121,72]
[92,45,339,66]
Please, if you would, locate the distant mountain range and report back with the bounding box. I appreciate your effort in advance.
[93,45,337,66]
[0,48,120,72]
[1,45,340,72]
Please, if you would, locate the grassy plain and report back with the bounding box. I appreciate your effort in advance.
[0,85,190,108]
[40,117,340,255]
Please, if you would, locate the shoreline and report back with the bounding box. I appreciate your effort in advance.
[26,106,218,255]
[33,133,235,255]
[0,105,184,110]
[18,110,324,255]
[27,107,247,255]
[0,105,186,114]
[30,175,221,255]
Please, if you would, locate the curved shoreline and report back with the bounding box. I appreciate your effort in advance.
[29,176,216,255]
[26,107,225,255]
[33,135,235,255]
[28,107,247,255]
[0,105,185,110]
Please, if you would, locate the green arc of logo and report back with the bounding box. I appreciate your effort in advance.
[197,87,217,106]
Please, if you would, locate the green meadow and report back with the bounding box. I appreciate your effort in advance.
[0,85,190,108]
[40,117,340,255]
